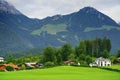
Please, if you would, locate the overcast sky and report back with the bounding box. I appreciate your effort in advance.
[6,0,120,23]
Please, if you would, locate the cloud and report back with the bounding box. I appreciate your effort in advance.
[101,5,120,22]
[6,0,120,22]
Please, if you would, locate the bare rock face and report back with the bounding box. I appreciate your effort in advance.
[0,0,21,14]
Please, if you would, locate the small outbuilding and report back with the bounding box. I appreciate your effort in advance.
[25,62,43,68]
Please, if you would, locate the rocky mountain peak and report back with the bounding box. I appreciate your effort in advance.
[80,6,98,14]
[0,0,21,14]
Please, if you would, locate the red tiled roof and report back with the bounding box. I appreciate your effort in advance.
[0,64,19,70]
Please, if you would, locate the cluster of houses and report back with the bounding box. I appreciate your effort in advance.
[1,56,119,71]
[0,62,43,71]
[0,57,43,71]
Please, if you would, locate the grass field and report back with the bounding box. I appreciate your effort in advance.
[107,65,120,70]
[0,66,120,80]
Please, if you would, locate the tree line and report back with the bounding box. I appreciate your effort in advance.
[3,37,113,66]
[41,37,111,65]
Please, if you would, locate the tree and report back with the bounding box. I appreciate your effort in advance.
[85,55,92,64]
[102,37,111,53]
[84,40,92,56]
[75,46,82,58]
[68,53,75,60]
[45,62,55,67]
[101,50,109,58]
[6,66,14,71]
[42,46,56,63]
[55,49,62,65]
[79,54,86,61]
[6,54,14,63]
[21,64,26,70]
[60,44,73,61]
[117,50,120,57]
[79,41,87,54]
[75,41,86,59]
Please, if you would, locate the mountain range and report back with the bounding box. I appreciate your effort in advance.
[0,0,120,55]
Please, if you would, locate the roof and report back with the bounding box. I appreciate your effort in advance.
[0,57,4,59]
[25,62,37,64]
[0,64,19,69]
[117,57,120,59]
[64,60,74,64]
[8,64,19,69]
[25,62,37,67]
[95,57,111,62]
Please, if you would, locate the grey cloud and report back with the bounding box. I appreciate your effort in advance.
[6,0,120,22]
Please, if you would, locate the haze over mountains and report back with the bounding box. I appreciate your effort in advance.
[0,0,120,55]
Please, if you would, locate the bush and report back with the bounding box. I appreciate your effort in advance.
[20,64,26,70]
[0,70,4,72]
[6,66,14,71]
[85,55,92,64]
[0,62,6,64]
[26,66,35,69]
[113,59,120,64]
[45,62,55,67]
[79,61,88,67]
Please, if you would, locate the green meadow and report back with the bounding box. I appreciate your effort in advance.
[31,23,67,35]
[0,66,120,80]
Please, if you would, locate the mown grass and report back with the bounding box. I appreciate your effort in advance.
[108,65,120,70]
[99,65,120,73]
[0,66,120,80]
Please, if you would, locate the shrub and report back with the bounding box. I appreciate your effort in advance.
[20,64,26,70]
[6,66,14,71]
[113,59,120,64]
[45,62,55,67]
[80,61,88,67]
[85,55,92,64]
[0,70,4,72]
[25,66,35,70]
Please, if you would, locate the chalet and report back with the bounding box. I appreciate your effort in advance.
[0,57,4,62]
[25,62,43,68]
[89,57,111,67]
[64,60,74,65]
[0,64,19,71]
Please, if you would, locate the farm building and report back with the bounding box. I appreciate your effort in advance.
[64,60,74,65]
[0,64,19,71]
[25,62,43,68]
[90,57,111,67]
[0,57,4,62]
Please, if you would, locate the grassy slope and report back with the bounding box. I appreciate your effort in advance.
[0,66,120,80]
[84,25,120,32]
[31,23,67,35]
